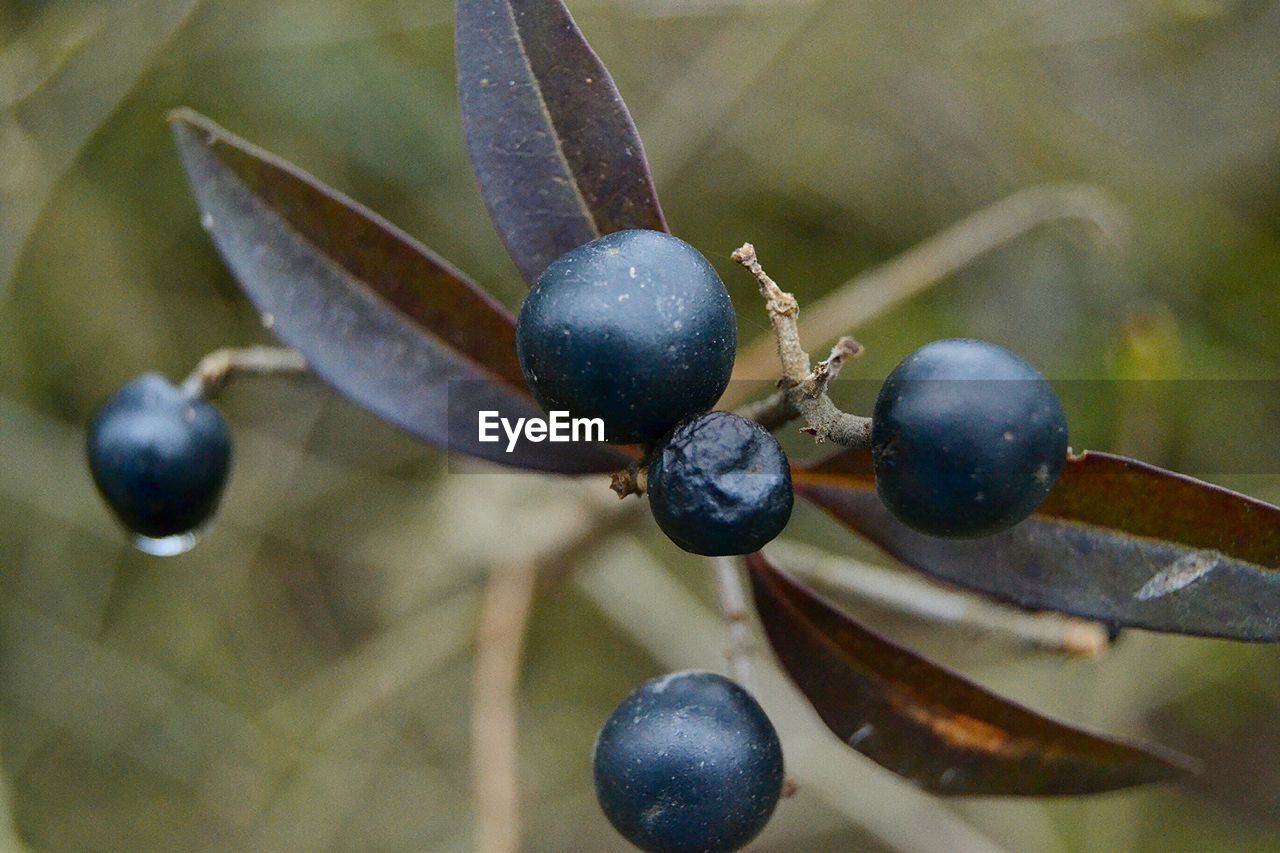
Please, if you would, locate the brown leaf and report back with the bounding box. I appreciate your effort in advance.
[747,551,1197,795]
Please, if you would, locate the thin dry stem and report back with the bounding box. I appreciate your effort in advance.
[768,542,1111,657]
[803,337,863,398]
[711,556,757,693]
[181,346,309,399]
[732,243,810,382]
[728,183,1129,394]
[733,391,798,432]
[732,244,871,448]
[710,557,800,795]
[466,496,650,850]
[471,561,537,853]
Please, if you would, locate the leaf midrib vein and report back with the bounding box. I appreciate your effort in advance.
[501,0,604,238]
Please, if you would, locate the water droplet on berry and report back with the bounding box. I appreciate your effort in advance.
[131,529,202,557]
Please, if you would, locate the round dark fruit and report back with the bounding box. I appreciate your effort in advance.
[647,412,793,556]
[516,230,736,444]
[593,671,784,853]
[87,373,233,540]
[870,339,1068,538]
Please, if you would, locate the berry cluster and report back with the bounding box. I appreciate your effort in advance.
[514,230,1069,849]
[516,229,1068,557]
[517,230,795,557]
[88,228,1069,851]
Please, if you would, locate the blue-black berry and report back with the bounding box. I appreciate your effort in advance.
[871,339,1068,538]
[647,412,793,556]
[516,230,736,444]
[87,374,233,541]
[593,671,784,853]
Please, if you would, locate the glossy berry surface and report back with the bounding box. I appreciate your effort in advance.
[871,339,1068,538]
[516,229,736,444]
[87,374,233,540]
[593,671,784,853]
[647,412,793,556]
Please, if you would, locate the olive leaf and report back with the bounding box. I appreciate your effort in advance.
[793,448,1280,641]
[456,0,667,286]
[170,108,629,474]
[747,550,1197,795]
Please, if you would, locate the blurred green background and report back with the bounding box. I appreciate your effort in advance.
[3,0,1280,849]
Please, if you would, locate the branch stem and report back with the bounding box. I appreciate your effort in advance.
[732,243,810,381]
[711,556,757,693]
[731,244,871,447]
[768,542,1110,657]
[733,392,798,432]
[467,491,652,849]
[471,561,537,853]
[181,346,309,399]
[728,183,1128,393]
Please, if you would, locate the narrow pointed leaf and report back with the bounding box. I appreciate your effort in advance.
[794,449,1280,640]
[170,108,627,473]
[456,0,667,285]
[746,551,1196,795]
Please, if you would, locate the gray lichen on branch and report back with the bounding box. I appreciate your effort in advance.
[731,243,871,448]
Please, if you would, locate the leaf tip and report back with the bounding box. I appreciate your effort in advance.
[166,106,203,129]
[1151,744,1205,782]
[166,108,226,154]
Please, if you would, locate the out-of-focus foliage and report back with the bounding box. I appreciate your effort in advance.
[2,0,1280,850]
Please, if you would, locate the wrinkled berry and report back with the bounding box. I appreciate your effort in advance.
[647,412,793,556]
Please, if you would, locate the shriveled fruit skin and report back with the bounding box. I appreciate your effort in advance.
[647,411,793,556]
